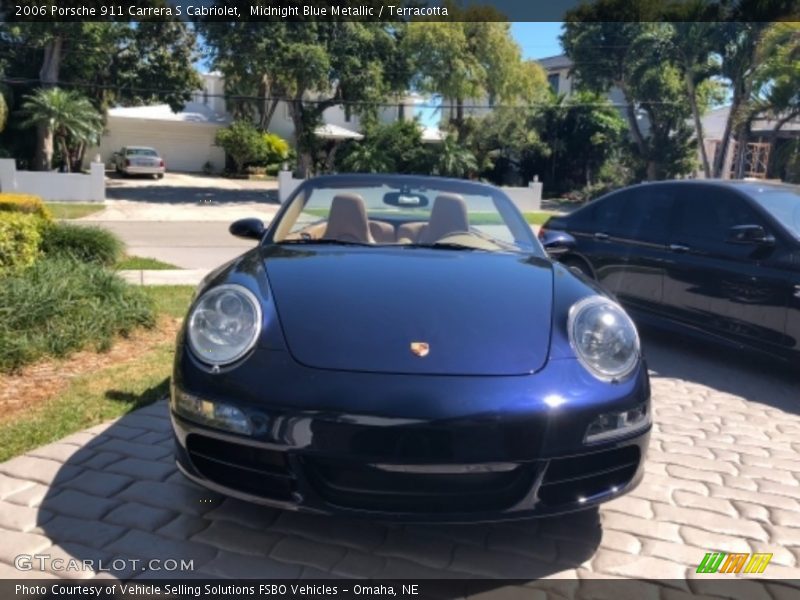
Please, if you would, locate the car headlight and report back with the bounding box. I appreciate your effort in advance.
[187,284,262,366]
[585,402,650,444]
[568,296,640,381]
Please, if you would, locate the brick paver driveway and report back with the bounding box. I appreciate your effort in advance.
[0,331,798,597]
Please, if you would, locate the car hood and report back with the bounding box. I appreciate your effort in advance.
[262,246,554,376]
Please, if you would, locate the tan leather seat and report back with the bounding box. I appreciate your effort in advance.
[323,193,374,243]
[369,220,395,243]
[418,193,470,244]
[397,221,427,242]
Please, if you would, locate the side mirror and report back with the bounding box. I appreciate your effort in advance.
[727,224,774,246]
[540,229,576,257]
[230,218,265,240]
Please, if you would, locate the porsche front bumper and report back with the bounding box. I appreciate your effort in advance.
[171,348,651,523]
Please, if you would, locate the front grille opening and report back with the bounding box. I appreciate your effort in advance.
[538,446,640,506]
[187,434,294,500]
[304,457,534,513]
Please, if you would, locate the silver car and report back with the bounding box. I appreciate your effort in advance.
[113,146,165,178]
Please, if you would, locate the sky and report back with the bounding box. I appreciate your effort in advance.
[511,22,565,60]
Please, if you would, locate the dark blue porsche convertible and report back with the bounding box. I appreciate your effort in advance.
[170,174,651,522]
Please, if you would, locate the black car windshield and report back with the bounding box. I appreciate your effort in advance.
[747,186,800,238]
[269,176,542,255]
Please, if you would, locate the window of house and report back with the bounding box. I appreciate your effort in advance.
[548,73,560,94]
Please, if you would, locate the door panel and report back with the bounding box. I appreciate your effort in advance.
[569,187,672,312]
[663,186,791,350]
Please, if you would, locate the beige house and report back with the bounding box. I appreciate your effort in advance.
[89,73,440,173]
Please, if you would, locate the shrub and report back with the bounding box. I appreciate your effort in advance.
[40,222,124,266]
[0,212,43,275]
[262,132,290,164]
[0,193,53,221]
[0,258,155,372]
[215,122,289,174]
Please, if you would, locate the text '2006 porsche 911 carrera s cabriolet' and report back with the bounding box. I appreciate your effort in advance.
[170,174,651,522]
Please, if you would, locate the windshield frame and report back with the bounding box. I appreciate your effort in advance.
[262,174,544,257]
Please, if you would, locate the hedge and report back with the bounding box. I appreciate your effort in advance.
[0,193,53,222]
[0,212,43,275]
[0,258,156,372]
[40,222,124,266]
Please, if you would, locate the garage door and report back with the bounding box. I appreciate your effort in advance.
[93,118,226,173]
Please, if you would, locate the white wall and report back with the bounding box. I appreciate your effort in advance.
[0,159,105,202]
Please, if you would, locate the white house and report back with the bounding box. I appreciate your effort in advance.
[89,73,441,173]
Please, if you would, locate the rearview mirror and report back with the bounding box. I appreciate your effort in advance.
[727,224,774,246]
[230,218,265,240]
[540,230,576,257]
[383,191,429,208]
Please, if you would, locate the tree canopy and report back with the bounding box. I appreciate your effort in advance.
[199,14,411,176]
[0,21,202,169]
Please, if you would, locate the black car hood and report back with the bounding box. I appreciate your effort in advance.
[262,246,554,376]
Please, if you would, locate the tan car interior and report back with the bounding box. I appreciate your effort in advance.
[289,192,471,244]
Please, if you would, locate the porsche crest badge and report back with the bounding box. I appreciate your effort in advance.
[410,342,430,357]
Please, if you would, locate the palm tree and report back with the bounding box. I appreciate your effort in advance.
[20,87,103,172]
[432,136,478,178]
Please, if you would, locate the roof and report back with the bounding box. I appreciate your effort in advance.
[314,123,364,141]
[107,101,231,125]
[537,54,573,70]
[700,105,800,140]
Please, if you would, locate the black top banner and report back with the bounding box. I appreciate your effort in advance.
[3,0,800,22]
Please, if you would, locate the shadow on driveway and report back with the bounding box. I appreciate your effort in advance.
[641,327,799,415]
[31,400,601,583]
[107,185,279,205]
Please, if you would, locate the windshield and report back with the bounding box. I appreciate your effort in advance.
[269,176,541,255]
[126,148,158,157]
[748,187,800,238]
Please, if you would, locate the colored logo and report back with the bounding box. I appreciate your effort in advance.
[696,552,772,574]
[410,342,430,357]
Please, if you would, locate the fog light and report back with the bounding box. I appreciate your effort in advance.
[584,403,649,444]
[173,391,252,435]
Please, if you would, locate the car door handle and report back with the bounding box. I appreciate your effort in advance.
[669,243,690,253]
[594,232,609,241]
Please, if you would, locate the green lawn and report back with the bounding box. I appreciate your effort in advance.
[117,255,180,270]
[45,202,106,219]
[144,285,195,317]
[523,211,556,226]
[0,285,195,462]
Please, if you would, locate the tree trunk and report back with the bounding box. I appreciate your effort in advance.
[263,98,280,131]
[713,90,744,179]
[59,136,71,173]
[35,36,63,171]
[620,83,656,180]
[685,71,711,178]
[290,100,312,178]
[454,98,465,140]
[73,141,86,173]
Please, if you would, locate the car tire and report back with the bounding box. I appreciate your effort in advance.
[156,174,164,180]
[562,256,594,279]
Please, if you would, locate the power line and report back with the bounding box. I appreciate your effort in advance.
[0,76,690,108]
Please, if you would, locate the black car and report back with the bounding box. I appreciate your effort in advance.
[540,180,800,361]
